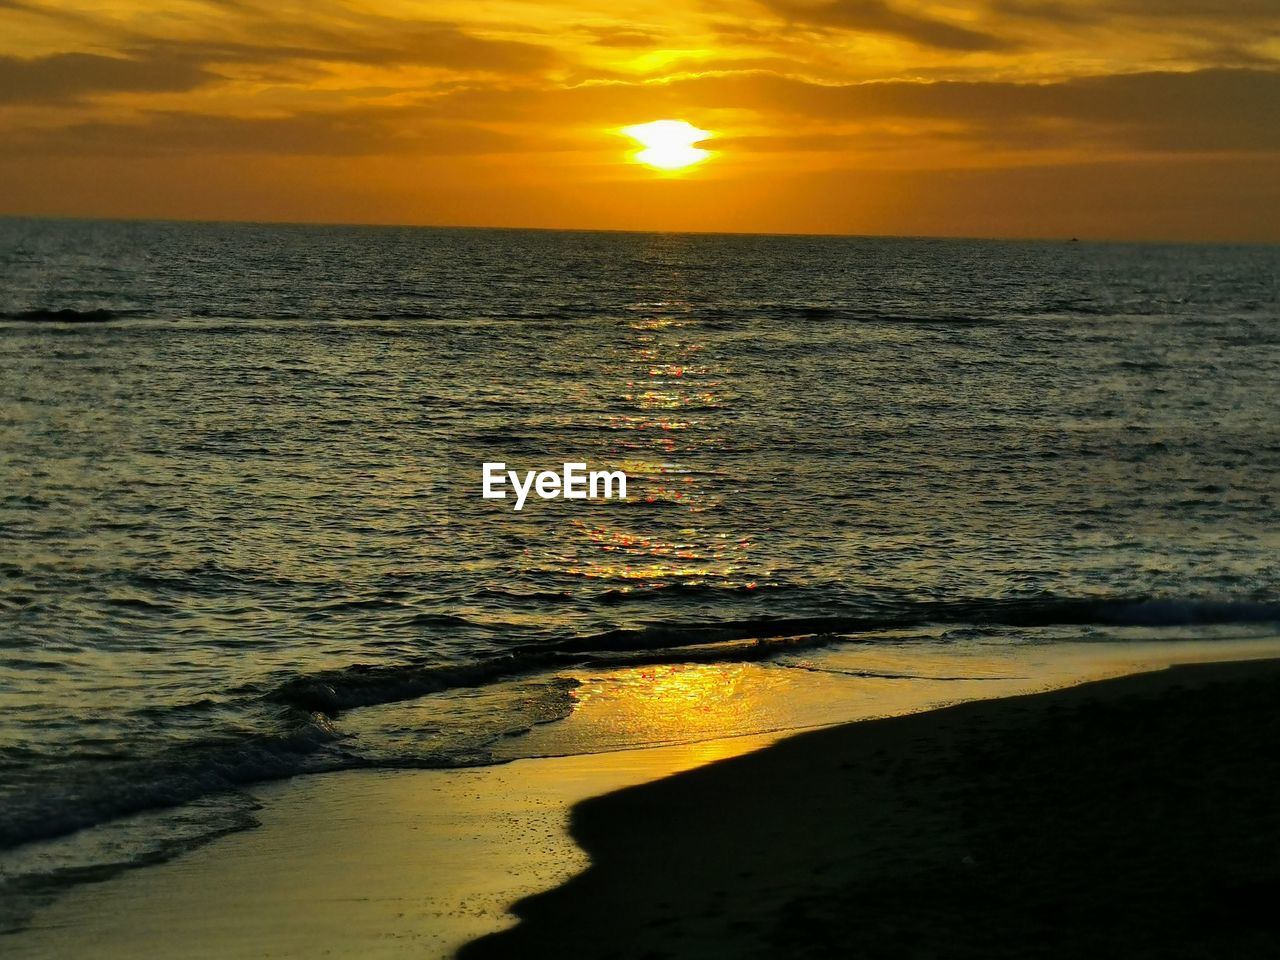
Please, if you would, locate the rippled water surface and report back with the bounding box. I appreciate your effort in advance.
[2,219,1278,912]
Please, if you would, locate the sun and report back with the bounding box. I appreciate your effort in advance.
[622,119,713,171]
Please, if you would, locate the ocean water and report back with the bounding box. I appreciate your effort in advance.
[2,218,1279,921]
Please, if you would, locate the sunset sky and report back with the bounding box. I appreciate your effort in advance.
[1,0,1278,240]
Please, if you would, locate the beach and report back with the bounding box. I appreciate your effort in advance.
[7,653,1280,958]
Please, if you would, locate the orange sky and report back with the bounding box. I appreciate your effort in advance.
[1,0,1278,240]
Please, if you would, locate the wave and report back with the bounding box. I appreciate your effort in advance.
[0,713,340,853]
[0,305,1013,327]
[265,595,1280,716]
[749,305,998,325]
[547,595,1280,655]
[0,793,262,935]
[593,582,774,604]
[1,307,124,323]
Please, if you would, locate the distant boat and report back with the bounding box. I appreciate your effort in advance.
[1069,237,1080,242]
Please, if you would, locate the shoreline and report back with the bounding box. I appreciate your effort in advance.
[7,650,1280,958]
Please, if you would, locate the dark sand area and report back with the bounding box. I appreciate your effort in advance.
[465,659,1280,959]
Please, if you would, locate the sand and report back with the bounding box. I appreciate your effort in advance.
[8,653,1280,959]
[466,658,1280,959]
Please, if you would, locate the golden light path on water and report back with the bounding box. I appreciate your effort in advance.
[563,297,751,589]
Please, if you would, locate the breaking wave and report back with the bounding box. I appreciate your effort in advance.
[1,307,125,323]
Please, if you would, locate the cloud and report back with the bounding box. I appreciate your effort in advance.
[759,0,1014,51]
[0,13,560,106]
[746,68,1280,152]
[416,67,1280,156]
[0,108,523,157]
[712,68,1280,153]
[0,50,214,103]
[266,22,559,73]
[996,0,1280,24]
[582,26,665,48]
[120,21,560,80]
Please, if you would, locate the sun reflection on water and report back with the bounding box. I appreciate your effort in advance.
[561,281,755,593]
[569,663,766,741]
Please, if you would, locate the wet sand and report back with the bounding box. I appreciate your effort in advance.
[466,658,1280,959]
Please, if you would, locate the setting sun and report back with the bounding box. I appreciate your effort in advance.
[622,120,712,171]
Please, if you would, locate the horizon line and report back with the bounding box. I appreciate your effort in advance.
[2,212,1274,248]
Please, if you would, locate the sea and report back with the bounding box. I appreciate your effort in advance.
[2,217,1278,927]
